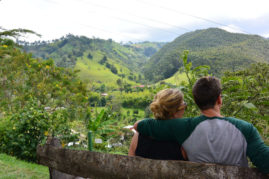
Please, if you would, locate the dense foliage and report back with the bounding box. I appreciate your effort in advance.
[143,28,269,82]
[0,32,90,161]
[121,90,154,109]
[221,63,269,140]
[0,100,76,161]
[0,45,89,117]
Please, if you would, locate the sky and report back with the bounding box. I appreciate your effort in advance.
[1,0,269,42]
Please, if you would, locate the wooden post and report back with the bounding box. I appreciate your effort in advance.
[44,137,86,179]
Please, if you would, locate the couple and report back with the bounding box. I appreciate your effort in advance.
[128,76,269,174]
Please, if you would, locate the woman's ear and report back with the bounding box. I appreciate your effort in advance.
[173,109,184,119]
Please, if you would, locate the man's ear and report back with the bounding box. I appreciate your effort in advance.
[217,95,222,105]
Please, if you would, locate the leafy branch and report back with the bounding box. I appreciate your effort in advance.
[0,28,41,38]
[232,93,260,116]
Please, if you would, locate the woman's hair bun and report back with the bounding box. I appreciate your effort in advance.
[150,89,183,120]
[150,99,165,119]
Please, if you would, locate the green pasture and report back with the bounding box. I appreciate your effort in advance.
[164,72,188,85]
[75,52,138,87]
[0,153,49,179]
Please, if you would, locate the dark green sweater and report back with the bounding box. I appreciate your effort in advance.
[137,115,269,174]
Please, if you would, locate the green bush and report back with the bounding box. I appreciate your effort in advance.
[0,116,13,153]
[0,103,48,161]
[0,99,77,162]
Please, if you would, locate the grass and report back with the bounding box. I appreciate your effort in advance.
[75,58,118,83]
[75,51,138,87]
[164,72,188,85]
[0,153,49,179]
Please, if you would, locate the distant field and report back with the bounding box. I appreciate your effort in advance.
[91,106,146,120]
[75,58,119,84]
[164,72,188,85]
[0,153,49,179]
[75,54,138,87]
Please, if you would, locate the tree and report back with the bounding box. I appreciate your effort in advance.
[117,78,122,92]
[100,84,106,93]
[87,52,93,59]
[128,75,133,80]
[116,78,122,86]
[0,27,40,46]
[110,65,118,74]
[100,97,107,106]
[138,74,142,81]
[105,62,111,68]
[99,55,107,65]
[221,63,269,140]
[0,29,90,161]
[0,28,40,39]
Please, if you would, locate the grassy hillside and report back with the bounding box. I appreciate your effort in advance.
[23,35,164,86]
[143,28,269,82]
[0,153,49,179]
[163,72,188,85]
[127,41,166,57]
[74,53,138,86]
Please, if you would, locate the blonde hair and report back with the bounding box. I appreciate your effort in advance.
[150,88,184,120]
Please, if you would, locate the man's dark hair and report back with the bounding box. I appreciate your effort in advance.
[192,76,222,110]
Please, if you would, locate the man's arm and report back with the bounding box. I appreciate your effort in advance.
[136,118,191,144]
[246,124,269,174]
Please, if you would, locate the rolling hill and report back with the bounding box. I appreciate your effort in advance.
[143,28,269,82]
[23,29,269,84]
[23,34,165,86]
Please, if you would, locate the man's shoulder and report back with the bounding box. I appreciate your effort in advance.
[223,116,252,128]
[222,116,254,139]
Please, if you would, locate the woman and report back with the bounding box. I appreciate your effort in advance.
[128,88,188,160]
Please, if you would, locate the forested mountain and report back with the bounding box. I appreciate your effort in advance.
[23,35,165,85]
[143,28,269,82]
[23,29,269,84]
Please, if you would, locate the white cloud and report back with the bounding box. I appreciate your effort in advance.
[262,33,269,38]
[219,24,245,34]
[1,0,269,42]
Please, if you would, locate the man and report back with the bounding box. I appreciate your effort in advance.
[135,76,269,174]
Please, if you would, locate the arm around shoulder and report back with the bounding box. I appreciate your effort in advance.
[137,118,189,142]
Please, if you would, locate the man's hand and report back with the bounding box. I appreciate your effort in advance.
[123,125,136,133]
[131,120,141,131]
